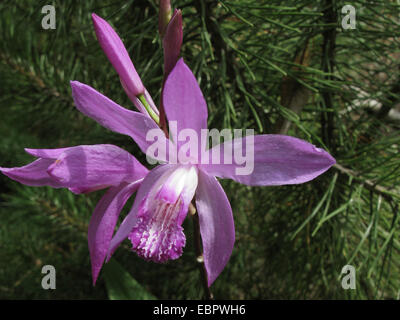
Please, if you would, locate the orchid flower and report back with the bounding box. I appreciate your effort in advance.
[0,7,336,289]
[102,57,335,286]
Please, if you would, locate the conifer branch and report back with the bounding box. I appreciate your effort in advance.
[320,0,337,150]
[0,51,71,105]
[333,163,399,201]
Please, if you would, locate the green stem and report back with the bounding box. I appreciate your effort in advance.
[138,94,160,124]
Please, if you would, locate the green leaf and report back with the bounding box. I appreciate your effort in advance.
[103,259,157,300]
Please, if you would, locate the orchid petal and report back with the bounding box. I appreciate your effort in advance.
[107,164,176,260]
[24,147,70,159]
[0,159,63,188]
[163,58,208,145]
[70,81,168,159]
[163,9,182,77]
[92,13,144,97]
[195,169,235,287]
[46,144,148,193]
[89,180,141,285]
[200,134,336,186]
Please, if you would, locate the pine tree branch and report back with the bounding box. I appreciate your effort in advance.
[333,163,399,201]
[274,39,312,134]
[320,0,337,151]
[377,78,400,119]
[0,51,71,105]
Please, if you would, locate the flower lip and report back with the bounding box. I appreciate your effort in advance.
[128,164,198,263]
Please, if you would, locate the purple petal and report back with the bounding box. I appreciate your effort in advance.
[46,144,148,193]
[70,81,168,158]
[107,164,176,260]
[24,147,70,159]
[195,169,235,287]
[89,180,141,285]
[0,158,63,188]
[163,9,182,77]
[200,134,336,186]
[92,13,144,97]
[163,58,208,144]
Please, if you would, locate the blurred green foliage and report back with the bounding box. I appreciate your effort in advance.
[0,0,399,299]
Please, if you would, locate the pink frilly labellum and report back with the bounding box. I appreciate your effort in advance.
[129,165,198,262]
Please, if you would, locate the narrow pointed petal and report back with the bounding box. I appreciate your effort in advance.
[89,180,141,285]
[200,134,336,186]
[92,13,144,97]
[46,144,148,193]
[70,81,168,158]
[195,169,235,287]
[0,159,63,188]
[107,164,176,260]
[163,9,182,77]
[163,58,208,144]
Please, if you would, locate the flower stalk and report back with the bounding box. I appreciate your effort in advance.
[138,94,160,124]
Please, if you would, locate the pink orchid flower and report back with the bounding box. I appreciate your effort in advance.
[0,11,335,289]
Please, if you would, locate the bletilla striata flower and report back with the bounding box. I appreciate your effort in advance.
[0,3,335,288]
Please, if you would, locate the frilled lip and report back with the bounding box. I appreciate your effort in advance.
[127,165,198,264]
[107,164,198,259]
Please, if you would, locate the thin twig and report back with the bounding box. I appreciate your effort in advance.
[320,0,337,150]
[333,163,399,201]
[189,203,214,300]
